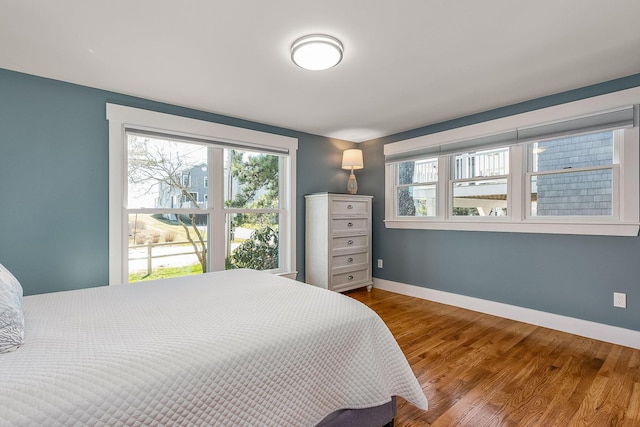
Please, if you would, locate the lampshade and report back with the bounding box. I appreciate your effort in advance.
[341,149,364,170]
[291,34,343,71]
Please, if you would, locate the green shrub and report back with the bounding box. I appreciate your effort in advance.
[226,226,278,270]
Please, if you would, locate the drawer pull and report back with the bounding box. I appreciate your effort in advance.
[347,222,353,227]
[348,275,354,280]
[347,239,354,245]
[347,204,353,209]
[347,257,354,263]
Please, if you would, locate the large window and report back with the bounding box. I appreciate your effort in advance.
[384,88,640,236]
[108,104,297,284]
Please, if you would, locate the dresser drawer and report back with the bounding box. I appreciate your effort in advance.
[306,193,372,292]
[331,199,370,215]
[331,218,368,234]
[331,268,370,289]
[332,235,368,252]
[332,251,369,268]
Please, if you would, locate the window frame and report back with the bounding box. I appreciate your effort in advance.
[107,104,298,285]
[524,130,621,220]
[449,147,511,220]
[384,87,640,236]
[181,173,192,188]
[394,157,440,218]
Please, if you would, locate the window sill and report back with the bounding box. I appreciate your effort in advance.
[384,219,639,236]
[276,271,298,280]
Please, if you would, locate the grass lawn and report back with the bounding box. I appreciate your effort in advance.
[129,264,203,282]
[129,213,201,244]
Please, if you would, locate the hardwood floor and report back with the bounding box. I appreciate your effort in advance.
[346,288,640,427]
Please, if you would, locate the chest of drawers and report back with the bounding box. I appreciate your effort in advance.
[305,193,373,292]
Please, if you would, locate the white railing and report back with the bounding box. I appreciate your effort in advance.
[410,148,509,183]
[455,148,509,179]
[413,161,438,183]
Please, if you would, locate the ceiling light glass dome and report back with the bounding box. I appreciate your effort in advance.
[291,34,343,71]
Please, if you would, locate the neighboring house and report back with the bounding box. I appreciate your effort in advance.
[157,160,256,211]
[157,163,209,209]
[535,131,613,216]
[180,164,209,208]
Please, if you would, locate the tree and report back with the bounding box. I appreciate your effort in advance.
[225,150,279,227]
[398,162,416,216]
[128,140,280,273]
[127,137,208,273]
[225,150,280,269]
[225,226,278,270]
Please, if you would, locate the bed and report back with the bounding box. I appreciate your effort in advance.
[0,268,427,426]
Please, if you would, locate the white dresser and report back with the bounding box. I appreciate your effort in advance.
[305,193,373,292]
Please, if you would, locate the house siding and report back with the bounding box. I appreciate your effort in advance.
[535,131,613,216]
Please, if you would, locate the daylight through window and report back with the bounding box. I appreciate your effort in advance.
[108,104,297,285]
[384,91,639,236]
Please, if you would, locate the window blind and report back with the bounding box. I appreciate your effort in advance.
[516,106,635,143]
[126,128,290,155]
[385,105,636,164]
[385,130,517,163]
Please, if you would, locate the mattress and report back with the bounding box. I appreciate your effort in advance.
[0,269,427,426]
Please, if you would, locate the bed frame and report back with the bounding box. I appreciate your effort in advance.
[317,397,396,427]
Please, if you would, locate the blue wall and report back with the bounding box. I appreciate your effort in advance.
[359,73,640,332]
[0,68,353,295]
[3,66,639,332]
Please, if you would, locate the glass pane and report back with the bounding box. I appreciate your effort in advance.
[128,213,208,282]
[452,178,508,216]
[531,169,613,216]
[529,130,614,172]
[454,147,509,179]
[224,149,280,209]
[398,158,438,184]
[127,135,208,209]
[397,185,436,217]
[225,213,280,270]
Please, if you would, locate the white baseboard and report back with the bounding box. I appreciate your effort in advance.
[373,278,640,350]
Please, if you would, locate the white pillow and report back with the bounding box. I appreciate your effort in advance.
[0,263,25,353]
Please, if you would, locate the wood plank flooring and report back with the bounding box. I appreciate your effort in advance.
[346,288,640,427]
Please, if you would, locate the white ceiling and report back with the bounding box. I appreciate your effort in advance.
[1,1,639,142]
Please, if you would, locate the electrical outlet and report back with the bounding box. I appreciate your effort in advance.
[377,259,383,268]
[614,292,627,308]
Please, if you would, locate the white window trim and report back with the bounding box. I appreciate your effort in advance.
[384,87,640,236]
[107,104,298,285]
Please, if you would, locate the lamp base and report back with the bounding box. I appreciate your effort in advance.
[347,171,358,195]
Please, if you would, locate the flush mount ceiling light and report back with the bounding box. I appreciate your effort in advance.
[291,34,343,71]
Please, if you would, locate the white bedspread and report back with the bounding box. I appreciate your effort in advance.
[0,269,427,426]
